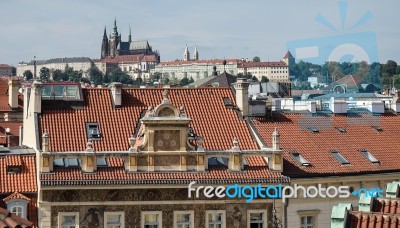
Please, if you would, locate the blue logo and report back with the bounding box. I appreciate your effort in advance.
[351,187,383,198]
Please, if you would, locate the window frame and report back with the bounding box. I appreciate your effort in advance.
[360,149,380,164]
[104,211,125,228]
[247,209,268,228]
[173,210,194,228]
[205,210,226,228]
[331,151,350,165]
[297,210,320,228]
[10,205,23,217]
[58,212,79,228]
[141,211,162,228]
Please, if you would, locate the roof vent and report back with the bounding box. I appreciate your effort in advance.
[336,127,346,133]
[372,126,383,133]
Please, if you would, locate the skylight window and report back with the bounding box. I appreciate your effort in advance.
[97,157,108,167]
[292,152,311,166]
[86,123,101,140]
[308,127,319,134]
[336,127,346,133]
[372,126,383,133]
[41,83,82,101]
[331,151,350,165]
[360,150,380,164]
[223,97,233,107]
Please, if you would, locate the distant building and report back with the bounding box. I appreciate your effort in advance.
[17,57,94,78]
[324,75,380,93]
[101,19,160,62]
[0,64,13,75]
[237,51,294,83]
[308,73,327,88]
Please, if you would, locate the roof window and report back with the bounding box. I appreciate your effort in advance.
[372,126,383,133]
[336,127,346,133]
[360,149,380,164]
[308,127,319,134]
[291,152,311,166]
[86,123,101,140]
[331,151,350,165]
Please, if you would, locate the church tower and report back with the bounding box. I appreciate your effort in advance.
[193,45,199,60]
[109,19,120,58]
[183,45,190,61]
[101,27,109,59]
[128,26,132,44]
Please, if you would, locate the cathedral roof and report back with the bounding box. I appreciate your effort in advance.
[129,40,150,50]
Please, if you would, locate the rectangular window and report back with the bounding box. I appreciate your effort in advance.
[86,122,101,140]
[360,150,380,164]
[300,216,315,228]
[292,152,311,166]
[206,210,225,228]
[142,211,162,228]
[331,151,350,165]
[58,212,79,228]
[173,211,194,228]
[247,210,267,228]
[104,212,124,228]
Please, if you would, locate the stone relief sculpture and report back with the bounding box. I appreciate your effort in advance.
[233,206,242,228]
[80,208,102,228]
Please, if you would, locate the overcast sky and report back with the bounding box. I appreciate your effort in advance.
[0,0,399,66]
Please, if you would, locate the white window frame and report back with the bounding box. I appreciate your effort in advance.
[141,211,162,228]
[247,209,268,228]
[205,210,226,228]
[58,212,79,228]
[297,210,320,228]
[173,210,194,228]
[11,205,23,217]
[104,211,125,228]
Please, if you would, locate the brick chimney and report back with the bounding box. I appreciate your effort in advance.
[110,82,123,108]
[8,79,19,109]
[234,78,250,116]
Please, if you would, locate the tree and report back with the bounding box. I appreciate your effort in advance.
[188,77,194,84]
[23,70,33,81]
[179,77,190,86]
[52,69,67,81]
[253,56,261,62]
[108,69,133,84]
[88,66,104,86]
[150,72,162,83]
[40,67,50,82]
[261,76,269,83]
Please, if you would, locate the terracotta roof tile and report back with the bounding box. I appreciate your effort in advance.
[252,113,400,176]
[0,207,33,227]
[3,192,31,203]
[349,211,400,228]
[240,61,287,68]
[40,88,258,152]
[0,155,37,193]
[5,155,22,167]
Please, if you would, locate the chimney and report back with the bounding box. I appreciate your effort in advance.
[41,130,53,173]
[31,81,43,113]
[270,128,283,171]
[234,78,250,116]
[126,137,138,172]
[110,82,122,108]
[229,137,242,171]
[8,79,19,109]
[272,128,280,150]
[82,141,97,173]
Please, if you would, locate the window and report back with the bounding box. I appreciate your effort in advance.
[206,210,225,228]
[174,211,194,228]
[11,206,23,217]
[58,212,79,228]
[308,127,319,134]
[336,127,346,133]
[86,122,101,140]
[142,211,162,228]
[331,151,350,165]
[292,152,311,166]
[247,210,267,228]
[104,212,124,228]
[300,216,315,228]
[360,150,380,164]
[298,210,319,228]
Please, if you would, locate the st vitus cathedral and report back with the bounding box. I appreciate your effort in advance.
[100,19,160,62]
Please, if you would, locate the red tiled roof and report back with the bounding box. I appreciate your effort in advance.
[349,211,400,227]
[40,88,259,152]
[252,113,400,176]
[240,61,287,68]
[5,156,22,167]
[0,155,37,193]
[0,122,23,145]
[283,51,293,59]
[334,75,362,87]
[159,59,241,66]
[0,77,23,112]
[3,192,31,203]
[96,54,158,64]
[0,207,33,228]
[0,64,12,69]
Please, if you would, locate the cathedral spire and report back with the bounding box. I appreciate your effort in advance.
[112,18,118,37]
[193,45,199,60]
[103,26,107,38]
[183,44,190,61]
[128,26,132,43]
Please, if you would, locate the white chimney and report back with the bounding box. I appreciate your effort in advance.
[234,78,250,116]
[8,79,19,109]
[110,82,123,108]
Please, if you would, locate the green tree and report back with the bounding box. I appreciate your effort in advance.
[253,56,261,62]
[179,77,190,86]
[23,70,33,81]
[383,60,397,76]
[150,72,162,83]
[40,67,50,82]
[52,69,67,81]
[261,76,269,83]
[188,77,194,84]
[108,69,133,84]
[88,66,104,86]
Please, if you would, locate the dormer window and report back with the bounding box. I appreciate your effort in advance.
[86,122,101,140]
[3,192,30,219]
[7,166,21,173]
[291,152,311,166]
[360,149,380,164]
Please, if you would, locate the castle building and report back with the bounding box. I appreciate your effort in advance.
[101,19,160,62]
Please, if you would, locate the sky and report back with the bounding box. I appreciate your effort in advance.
[0,0,399,66]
